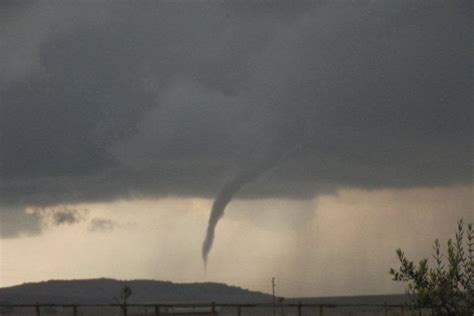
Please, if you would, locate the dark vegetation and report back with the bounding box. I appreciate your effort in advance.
[390,219,473,315]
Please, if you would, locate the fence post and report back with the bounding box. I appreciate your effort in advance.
[211,302,216,316]
[237,305,241,316]
[297,302,302,316]
[73,305,78,316]
[318,305,323,316]
[383,303,388,316]
[35,304,41,316]
[155,305,161,316]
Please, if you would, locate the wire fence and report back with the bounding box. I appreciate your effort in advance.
[0,303,433,316]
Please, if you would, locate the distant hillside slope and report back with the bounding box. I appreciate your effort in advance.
[0,278,272,304]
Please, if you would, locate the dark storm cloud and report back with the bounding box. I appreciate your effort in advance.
[0,1,472,237]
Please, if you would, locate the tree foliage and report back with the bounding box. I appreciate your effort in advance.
[113,285,132,316]
[389,219,473,315]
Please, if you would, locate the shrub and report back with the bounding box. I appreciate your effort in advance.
[389,219,473,315]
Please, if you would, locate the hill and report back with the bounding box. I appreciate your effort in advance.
[0,278,409,306]
[0,278,272,304]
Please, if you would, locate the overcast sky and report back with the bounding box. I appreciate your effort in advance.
[0,0,472,297]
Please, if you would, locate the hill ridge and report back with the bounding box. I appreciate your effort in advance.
[0,278,272,304]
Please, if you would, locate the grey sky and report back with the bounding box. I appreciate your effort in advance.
[0,1,472,295]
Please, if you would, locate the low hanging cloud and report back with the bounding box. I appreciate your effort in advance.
[0,207,43,238]
[0,0,472,238]
[0,207,88,238]
[88,218,117,233]
[49,207,89,226]
[35,206,89,227]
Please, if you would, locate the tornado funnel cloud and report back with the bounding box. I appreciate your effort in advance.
[202,144,305,266]
[202,174,253,265]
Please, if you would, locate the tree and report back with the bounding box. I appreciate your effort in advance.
[114,285,132,316]
[389,219,473,315]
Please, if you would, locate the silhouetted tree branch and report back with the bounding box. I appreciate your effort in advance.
[389,219,473,315]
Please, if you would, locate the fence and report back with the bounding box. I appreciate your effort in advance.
[0,302,433,316]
